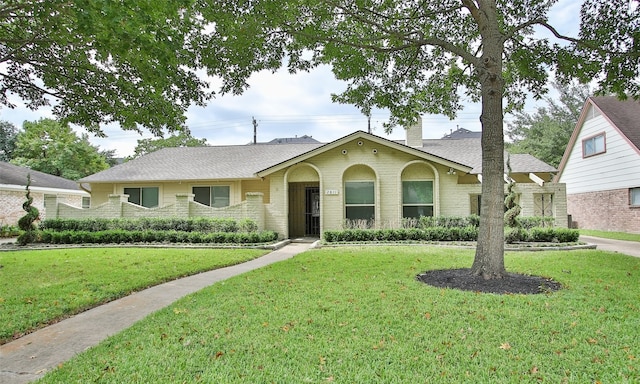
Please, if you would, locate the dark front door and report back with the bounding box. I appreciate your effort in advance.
[289,182,320,238]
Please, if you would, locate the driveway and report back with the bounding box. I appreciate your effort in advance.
[580,235,640,258]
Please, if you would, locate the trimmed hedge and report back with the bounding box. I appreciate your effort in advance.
[324,226,579,243]
[40,217,258,233]
[38,229,278,245]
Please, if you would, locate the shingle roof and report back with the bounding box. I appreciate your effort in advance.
[417,138,556,174]
[590,96,640,151]
[80,144,324,183]
[80,132,556,183]
[0,162,81,190]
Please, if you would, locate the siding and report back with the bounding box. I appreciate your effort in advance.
[559,112,640,194]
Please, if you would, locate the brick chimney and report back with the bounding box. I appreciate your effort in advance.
[406,116,423,147]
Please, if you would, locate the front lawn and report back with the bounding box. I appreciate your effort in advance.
[580,229,640,242]
[0,248,267,344]
[39,246,640,383]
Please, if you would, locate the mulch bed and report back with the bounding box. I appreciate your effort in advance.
[416,268,562,294]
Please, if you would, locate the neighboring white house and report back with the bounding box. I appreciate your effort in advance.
[555,96,640,233]
[0,162,90,227]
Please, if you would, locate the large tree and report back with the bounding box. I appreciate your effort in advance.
[11,118,110,180]
[129,132,208,160]
[506,82,591,167]
[195,0,638,279]
[0,0,209,136]
[0,120,17,161]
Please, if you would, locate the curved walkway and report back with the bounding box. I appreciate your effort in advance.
[0,242,314,384]
[579,235,640,258]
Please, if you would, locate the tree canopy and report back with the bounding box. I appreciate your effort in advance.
[0,0,209,136]
[506,82,591,167]
[11,118,110,180]
[193,0,638,278]
[0,120,17,161]
[129,132,208,159]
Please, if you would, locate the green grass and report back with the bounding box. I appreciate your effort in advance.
[0,248,267,344]
[38,246,639,383]
[580,229,640,242]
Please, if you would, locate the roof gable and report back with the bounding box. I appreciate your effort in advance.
[556,96,640,179]
[256,131,473,177]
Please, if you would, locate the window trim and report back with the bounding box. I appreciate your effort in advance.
[192,185,231,208]
[123,186,160,208]
[344,180,375,222]
[630,187,640,207]
[402,180,434,219]
[582,132,606,158]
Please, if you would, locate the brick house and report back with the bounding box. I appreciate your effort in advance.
[0,162,89,227]
[52,120,567,239]
[555,96,640,233]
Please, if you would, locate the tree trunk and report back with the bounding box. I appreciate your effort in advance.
[470,0,506,279]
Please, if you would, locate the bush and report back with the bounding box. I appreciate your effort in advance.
[36,229,277,245]
[40,217,258,233]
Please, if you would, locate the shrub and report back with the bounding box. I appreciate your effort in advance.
[40,217,258,233]
[505,227,528,244]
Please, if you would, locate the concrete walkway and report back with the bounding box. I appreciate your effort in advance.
[0,242,314,384]
[579,235,640,258]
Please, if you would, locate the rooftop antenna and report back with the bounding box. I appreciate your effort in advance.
[252,116,258,144]
[367,114,371,133]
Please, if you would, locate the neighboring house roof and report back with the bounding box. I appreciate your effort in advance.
[81,130,556,183]
[262,135,321,145]
[589,96,640,152]
[0,162,82,191]
[556,96,640,179]
[441,127,482,139]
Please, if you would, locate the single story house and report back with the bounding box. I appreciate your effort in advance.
[0,162,90,226]
[555,96,640,233]
[49,120,567,238]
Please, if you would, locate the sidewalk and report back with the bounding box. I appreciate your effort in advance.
[0,242,315,384]
[579,235,640,258]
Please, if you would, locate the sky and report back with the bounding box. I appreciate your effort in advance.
[0,1,581,158]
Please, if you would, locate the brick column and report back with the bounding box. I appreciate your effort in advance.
[244,192,265,230]
[175,194,194,218]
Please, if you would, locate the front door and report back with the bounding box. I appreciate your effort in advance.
[289,182,320,238]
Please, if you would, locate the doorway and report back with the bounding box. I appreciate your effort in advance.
[289,182,320,238]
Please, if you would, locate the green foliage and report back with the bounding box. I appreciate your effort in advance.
[11,119,109,180]
[0,247,267,344]
[506,82,590,167]
[38,229,278,245]
[16,174,40,245]
[0,0,209,135]
[129,132,208,159]
[0,120,18,161]
[32,247,640,383]
[0,225,21,238]
[40,217,256,233]
[504,157,521,228]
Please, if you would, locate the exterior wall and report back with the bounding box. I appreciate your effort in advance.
[265,137,569,238]
[559,111,640,195]
[567,188,640,233]
[48,193,266,232]
[1,188,85,226]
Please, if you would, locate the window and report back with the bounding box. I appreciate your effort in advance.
[631,188,640,206]
[582,133,606,157]
[402,181,434,218]
[124,187,159,208]
[345,181,375,221]
[82,196,91,209]
[193,186,230,207]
